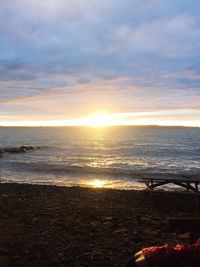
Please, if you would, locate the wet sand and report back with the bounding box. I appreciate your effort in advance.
[0,183,200,267]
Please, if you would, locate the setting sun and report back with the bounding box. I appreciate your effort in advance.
[83,113,117,127]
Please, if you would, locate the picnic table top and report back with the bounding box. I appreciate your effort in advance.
[139,177,200,183]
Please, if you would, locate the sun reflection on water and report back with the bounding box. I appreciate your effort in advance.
[81,178,145,190]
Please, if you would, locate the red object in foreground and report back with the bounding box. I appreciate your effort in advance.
[142,240,200,267]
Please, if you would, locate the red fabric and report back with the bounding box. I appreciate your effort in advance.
[142,240,200,267]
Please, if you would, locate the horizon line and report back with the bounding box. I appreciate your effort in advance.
[0,124,200,128]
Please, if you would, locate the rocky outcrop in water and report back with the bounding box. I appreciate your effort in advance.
[3,147,26,153]
[20,146,36,151]
[0,146,40,157]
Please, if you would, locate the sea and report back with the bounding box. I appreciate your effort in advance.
[0,126,200,190]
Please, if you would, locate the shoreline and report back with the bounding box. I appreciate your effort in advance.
[1,170,200,192]
[0,182,200,266]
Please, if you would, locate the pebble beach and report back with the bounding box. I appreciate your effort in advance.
[0,183,200,267]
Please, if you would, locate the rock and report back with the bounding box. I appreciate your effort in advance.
[178,232,190,240]
[140,215,161,226]
[113,228,127,234]
[1,194,9,198]
[1,145,40,154]
[105,216,113,221]
[102,222,113,228]
[3,147,26,153]
[20,145,35,151]
[31,217,38,223]
[91,221,101,227]
[20,147,26,152]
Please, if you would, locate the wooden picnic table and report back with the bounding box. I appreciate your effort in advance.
[140,177,200,193]
[139,177,200,208]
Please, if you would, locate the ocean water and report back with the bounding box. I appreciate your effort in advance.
[0,126,200,189]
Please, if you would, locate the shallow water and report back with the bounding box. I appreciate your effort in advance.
[0,126,200,189]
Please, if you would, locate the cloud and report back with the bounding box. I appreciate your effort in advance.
[0,0,200,124]
[112,15,200,58]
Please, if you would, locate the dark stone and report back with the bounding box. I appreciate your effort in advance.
[1,145,41,154]
[20,145,35,151]
[3,147,26,153]
[20,147,26,153]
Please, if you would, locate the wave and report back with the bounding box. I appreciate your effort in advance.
[6,160,200,179]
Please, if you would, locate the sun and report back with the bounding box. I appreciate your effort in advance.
[84,113,117,127]
[89,179,106,188]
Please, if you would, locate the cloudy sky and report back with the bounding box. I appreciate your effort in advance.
[0,0,200,126]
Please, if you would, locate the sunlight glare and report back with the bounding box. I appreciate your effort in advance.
[84,113,117,127]
[87,179,106,188]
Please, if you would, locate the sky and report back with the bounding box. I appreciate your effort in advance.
[0,0,200,126]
